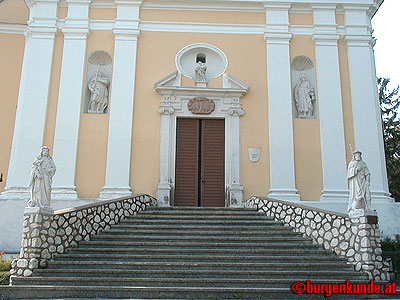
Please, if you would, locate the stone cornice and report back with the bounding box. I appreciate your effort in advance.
[154,86,248,99]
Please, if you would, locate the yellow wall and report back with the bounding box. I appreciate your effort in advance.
[0,33,25,192]
[140,9,265,24]
[0,7,358,202]
[289,13,313,25]
[89,8,116,20]
[44,33,64,152]
[290,35,323,201]
[133,31,269,199]
[338,37,355,163]
[75,31,114,198]
[0,0,29,24]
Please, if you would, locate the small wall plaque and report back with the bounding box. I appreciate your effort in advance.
[248,147,261,162]
[187,97,215,114]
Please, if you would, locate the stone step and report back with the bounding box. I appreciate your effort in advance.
[146,206,258,212]
[66,246,334,256]
[125,214,273,221]
[139,209,263,216]
[89,234,312,243]
[46,260,354,271]
[101,228,302,237]
[55,253,346,263]
[0,285,327,299]
[120,219,281,225]
[78,240,317,248]
[111,223,293,231]
[33,268,367,280]
[11,276,373,288]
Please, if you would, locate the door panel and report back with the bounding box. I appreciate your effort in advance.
[174,118,225,207]
[201,119,225,207]
[174,118,199,206]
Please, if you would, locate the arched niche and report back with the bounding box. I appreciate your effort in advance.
[84,50,113,114]
[291,55,317,119]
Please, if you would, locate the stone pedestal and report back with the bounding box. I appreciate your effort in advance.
[348,211,390,281]
[10,207,54,277]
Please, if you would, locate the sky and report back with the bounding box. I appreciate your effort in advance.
[371,0,400,90]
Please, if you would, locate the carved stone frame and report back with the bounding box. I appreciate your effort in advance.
[154,72,249,207]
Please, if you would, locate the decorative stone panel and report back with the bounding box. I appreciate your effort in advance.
[245,196,390,281]
[10,194,157,278]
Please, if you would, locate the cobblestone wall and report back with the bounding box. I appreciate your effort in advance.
[10,194,157,277]
[245,196,390,281]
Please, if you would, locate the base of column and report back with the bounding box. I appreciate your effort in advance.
[319,189,349,203]
[157,183,172,207]
[51,187,79,200]
[99,187,132,199]
[0,186,30,200]
[228,184,243,207]
[371,190,394,204]
[268,189,300,202]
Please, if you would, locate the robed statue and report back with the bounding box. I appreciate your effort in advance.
[347,150,372,213]
[88,68,109,114]
[294,73,315,118]
[27,146,56,209]
[195,61,207,82]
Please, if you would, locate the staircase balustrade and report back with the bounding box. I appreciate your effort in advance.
[245,196,390,281]
[10,194,157,278]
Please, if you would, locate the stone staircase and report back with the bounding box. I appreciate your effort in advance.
[2,206,390,299]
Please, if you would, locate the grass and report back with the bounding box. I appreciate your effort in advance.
[0,251,12,285]
[381,235,400,280]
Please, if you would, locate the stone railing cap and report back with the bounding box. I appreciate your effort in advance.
[54,193,152,215]
[251,196,348,218]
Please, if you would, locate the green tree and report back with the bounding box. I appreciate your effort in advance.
[378,77,400,201]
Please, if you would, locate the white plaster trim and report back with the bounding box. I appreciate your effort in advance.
[0,23,27,34]
[175,43,228,80]
[155,73,249,208]
[0,187,30,200]
[0,22,354,37]
[51,188,79,200]
[99,187,133,199]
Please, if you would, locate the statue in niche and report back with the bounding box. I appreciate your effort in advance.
[347,150,373,214]
[195,61,207,82]
[294,73,315,118]
[27,146,56,209]
[88,68,109,114]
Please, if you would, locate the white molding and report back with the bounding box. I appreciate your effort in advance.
[0,23,27,34]
[175,43,228,82]
[154,71,181,87]
[51,0,91,200]
[0,21,357,37]
[155,71,249,207]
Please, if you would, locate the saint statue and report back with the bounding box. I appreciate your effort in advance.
[195,61,207,82]
[347,150,373,213]
[294,73,315,118]
[88,68,109,114]
[27,146,56,209]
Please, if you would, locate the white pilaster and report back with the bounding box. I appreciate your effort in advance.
[0,0,59,200]
[265,3,299,201]
[157,100,174,207]
[100,0,142,199]
[344,5,392,204]
[227,104,244,207]
[312,5,349,203]
[51,0,91,200]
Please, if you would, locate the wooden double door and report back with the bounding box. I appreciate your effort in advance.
[174,118,225,207]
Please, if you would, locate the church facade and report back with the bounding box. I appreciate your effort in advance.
[0,0,399,251]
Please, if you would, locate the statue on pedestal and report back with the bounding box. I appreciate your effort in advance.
[347,150,373,214]
[294,73,315,118]
[27,146,56,209]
